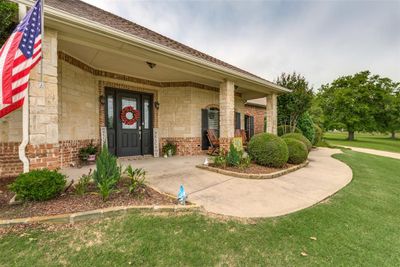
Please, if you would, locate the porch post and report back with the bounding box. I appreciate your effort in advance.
[219,80,235,150]
[28,29,60,170]
[266,93,278,135]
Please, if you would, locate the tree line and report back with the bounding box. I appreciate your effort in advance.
[276,71,400,141]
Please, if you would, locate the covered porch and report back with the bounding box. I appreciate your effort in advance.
[24,22,282,168]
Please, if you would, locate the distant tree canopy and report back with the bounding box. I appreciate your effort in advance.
[276,72,313,131]
[318,71,399,140]
[0,0,18,45]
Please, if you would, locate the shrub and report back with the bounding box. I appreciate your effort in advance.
[248,133,289,168]
[162,141,177,156]
[9,169,66,201]
[74,170,92,196]
[93,146,121,201]
[283,138,308,164]
[124,165,147,196]
[277,125,302,136]
[226,143,241,167]
[282,133,312,151]
[297,112,315,143]
[213,151,227,167]
[313,124,323,145]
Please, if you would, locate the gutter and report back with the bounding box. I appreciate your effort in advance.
[12,0,290,94]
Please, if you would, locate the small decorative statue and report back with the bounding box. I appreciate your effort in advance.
[203,157,209,166]
[177,184,186,205]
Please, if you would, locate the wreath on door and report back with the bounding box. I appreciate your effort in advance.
[120,106,140,125]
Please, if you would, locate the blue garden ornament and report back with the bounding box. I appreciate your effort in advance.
[177,184,186,205]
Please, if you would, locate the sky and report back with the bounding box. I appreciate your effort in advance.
[81,0,399,89]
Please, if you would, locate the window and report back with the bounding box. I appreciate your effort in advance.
[121,97,137,129]
[107,95,114,129]
[144,99,150,129]
[208,108,219,137]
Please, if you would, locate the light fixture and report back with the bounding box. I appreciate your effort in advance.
[146,61,157,69]
[99,95,105,105]
[154,101,160,109]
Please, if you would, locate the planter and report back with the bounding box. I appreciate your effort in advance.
[87,154,96,162]
[167,149,173,157]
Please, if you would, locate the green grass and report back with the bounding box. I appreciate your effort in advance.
[324,132,400,153]
[1,150,400,266]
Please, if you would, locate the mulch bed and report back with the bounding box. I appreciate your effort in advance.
[0,177,176,220]
[209,162,296,174]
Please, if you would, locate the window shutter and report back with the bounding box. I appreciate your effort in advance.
[201,109,209,150]
[235,112,241,130]
[250,116,255,138]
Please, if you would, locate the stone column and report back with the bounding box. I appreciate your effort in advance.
[219,80,235,150]
[27,29,60,170]
[266,93,278,135]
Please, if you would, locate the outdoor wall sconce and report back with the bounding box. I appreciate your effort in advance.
[146,61,157,69]
[154,101,160,110]
[99,95,105,105]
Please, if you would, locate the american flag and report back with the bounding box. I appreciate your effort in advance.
[0,0,42,118]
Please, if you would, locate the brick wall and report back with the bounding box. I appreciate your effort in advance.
[160,137,203,156]
[0,142,23,178]
[245,104,266,135]
[59,139,99,167]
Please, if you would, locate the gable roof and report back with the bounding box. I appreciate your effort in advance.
[44,0,278,86]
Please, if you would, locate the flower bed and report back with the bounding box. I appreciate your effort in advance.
[0,177,176,220]
[197,161,309,179]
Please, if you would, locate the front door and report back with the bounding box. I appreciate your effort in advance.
[105,88,153,157]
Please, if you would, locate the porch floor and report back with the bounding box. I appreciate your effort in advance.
[61,147,352,218]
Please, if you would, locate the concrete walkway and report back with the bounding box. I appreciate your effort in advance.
[62,147,352,218]
[343,146,400,160]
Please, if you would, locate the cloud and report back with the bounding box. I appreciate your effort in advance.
[81,0,400,88]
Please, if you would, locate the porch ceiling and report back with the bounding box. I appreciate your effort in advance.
[52,17,271,100]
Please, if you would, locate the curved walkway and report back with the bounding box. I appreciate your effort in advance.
[127,148,352,218]
[62,148,352,218]
[343,146,400,160]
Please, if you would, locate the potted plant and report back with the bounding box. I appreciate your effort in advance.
[162,142,177,157]
[79,142,98,164]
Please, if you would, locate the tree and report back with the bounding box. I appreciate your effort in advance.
[0,0,18,45]
[276,72,313,132]
[318,71,397,140]
[374,85,400,139]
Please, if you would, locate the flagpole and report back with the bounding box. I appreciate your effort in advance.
[18,3,30,173]
[39,0,44,88]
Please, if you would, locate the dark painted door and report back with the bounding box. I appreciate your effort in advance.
[105,88,153,157]
[116,91,142,157]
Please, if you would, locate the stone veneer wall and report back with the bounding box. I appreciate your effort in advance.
[0,47,250,178]
[245,104,266,135]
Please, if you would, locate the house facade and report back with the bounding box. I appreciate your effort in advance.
[0,0,289,179]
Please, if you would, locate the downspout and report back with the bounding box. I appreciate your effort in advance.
[18,3,29,173]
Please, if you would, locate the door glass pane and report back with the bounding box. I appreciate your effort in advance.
[144,99,150,129]
[107,95,114,129]
[121,97,137,129]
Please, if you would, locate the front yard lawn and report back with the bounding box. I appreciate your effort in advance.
[1,150,400,266]
[324,132,400,153]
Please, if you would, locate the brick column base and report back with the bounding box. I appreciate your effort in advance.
[27,144,60,171]
[219,137,232,153]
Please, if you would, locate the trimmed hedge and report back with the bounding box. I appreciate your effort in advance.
[313,124,323,145]
[9,169,66,201]
[297,113,315,143]
[283,138,308,164]
[248,133,288,168]
[282,133,312,151]
[277,125,302,136]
